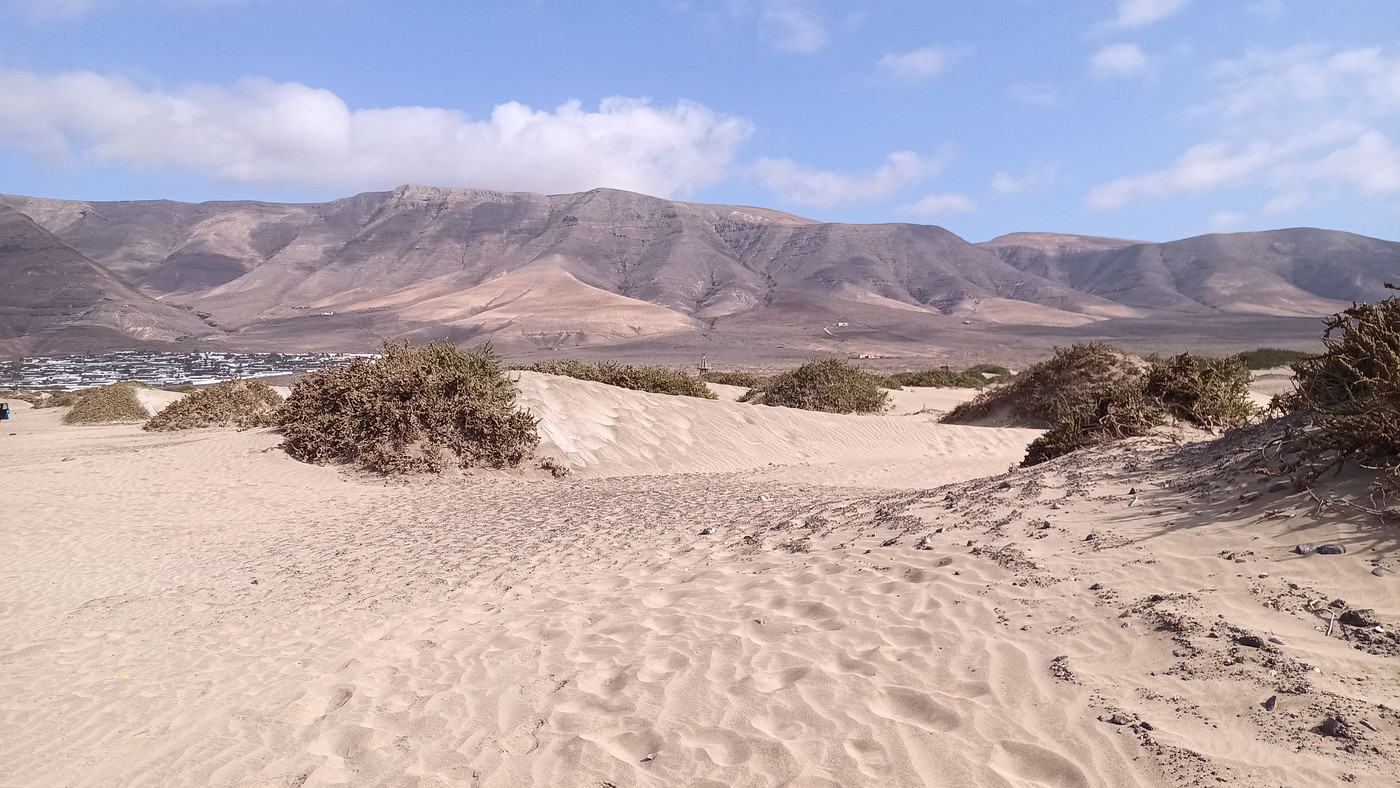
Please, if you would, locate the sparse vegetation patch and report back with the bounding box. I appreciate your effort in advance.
[280,342,539,474]
[62,381,152,424]
[741,358,889,414]
[521,360,716,399]
[144,379,283,431]
[884,368,988,389]
[1234,347,1313,370]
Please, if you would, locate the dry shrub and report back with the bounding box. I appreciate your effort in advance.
[144,379,283,431]
[62,381,151,424]
[743,358,889,414]
[942,343,1140,427]
[1144,353,1256,429]
[945,344,1257,466]
[1281,286,1400,492]
[1,389,50,406]
[523,360,716,399]
[280,342,538,474]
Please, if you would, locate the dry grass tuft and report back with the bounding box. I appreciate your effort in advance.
[144,379,283,431]
[280,342,538,474]
[62,382,152,424]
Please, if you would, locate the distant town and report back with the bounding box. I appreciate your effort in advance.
[1,351,375,391]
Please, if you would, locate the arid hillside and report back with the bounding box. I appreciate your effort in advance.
[2,185,1395,360]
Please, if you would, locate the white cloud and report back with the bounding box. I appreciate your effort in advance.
[756,0,829,54]
[878,45,968,83]
[1111,0,1191,28]
[1086,141,1277,210]
[899,193,976,217]
[1086,46,1400,212]
[1089,43,1150,78]
[0,70,754,198]
[990,162,1060,195]
[754,149,952,207]
[1008,82,1068,109]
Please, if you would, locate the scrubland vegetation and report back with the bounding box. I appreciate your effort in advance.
[1279,286,1400,494]
[280,342,538,474]
[144,380,283,431]
[1234,347,1313,370]
[739,359,889,414]
[521,360,716,399]
[61,381,152,424]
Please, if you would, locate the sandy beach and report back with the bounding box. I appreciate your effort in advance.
[2,375,1396,787]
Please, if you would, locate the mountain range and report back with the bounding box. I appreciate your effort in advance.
[3,184,1397,362]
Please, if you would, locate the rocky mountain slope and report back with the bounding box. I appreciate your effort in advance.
[1,185,1395,359]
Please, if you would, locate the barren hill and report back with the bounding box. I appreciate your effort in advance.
[2,186,1395,360]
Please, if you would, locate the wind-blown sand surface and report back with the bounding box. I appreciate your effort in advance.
[1,377,1396,787]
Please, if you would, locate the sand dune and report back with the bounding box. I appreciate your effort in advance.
[1,377,1396,787]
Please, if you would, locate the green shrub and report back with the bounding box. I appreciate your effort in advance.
[744,358,889,414]
[522,359,716,399]
[700,370,770,389]
[1234,347,1313,370]
[964,363,1013,378]
[280,342,539,474]
[885,369,988,389]
[1282,287,1400,492]
[144,379,284,431]
[62,381,152,424]
[942,343,1140,428]
[1144,353,1256,429]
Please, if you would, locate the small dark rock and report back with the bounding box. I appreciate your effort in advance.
[1319,716,1352,738]
[699,527,716,535]
[916,536,934,550]
[1128,488,1137,495]
[1316,544,1346,555]
[1089,583,1104,591]
[1267,481,1289,493]
[1234,558,1247,564]
[1295,543,1316,556]
[934,527,944,534]
[1139,721,1154,731]
[881,537,899,547]
[1262,695,1277,711]
[1236,635,1266,648]
[1330,598,1348,609]
[1339,609,1380,628]
[1107,714,1131,725]
[1268,637,1284,645]
[966,540,975,547]
[250,579,258,585]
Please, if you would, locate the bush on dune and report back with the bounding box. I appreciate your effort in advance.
[1280,286,1400,493]
[942,343,1139,428]
[741,358,889,414]
[144,379,284,431]
[522,359,717,399]
[62,381,152,424]
[700,370,770,389]
[280,342,539,474]
[943,343,1257,466]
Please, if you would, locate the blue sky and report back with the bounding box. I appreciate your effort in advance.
[0,0,1397,242]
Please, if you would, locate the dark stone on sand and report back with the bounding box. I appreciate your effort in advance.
[1262,695,1277,711]
[1268,637,1284,645]
[1128,488,1137,495]
[881,537,898,546]
[1268,481,1289,493]
[1319,716,1351,738]
[1139,721,1153,731]
[1340,609,1380,628]
[699,527,715,535]
[1107,714,1131,725]
[1295,543,1316,556]
[1316,544,1346,555]
[1089,583,1104,591]
[1236,635,1266,648]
